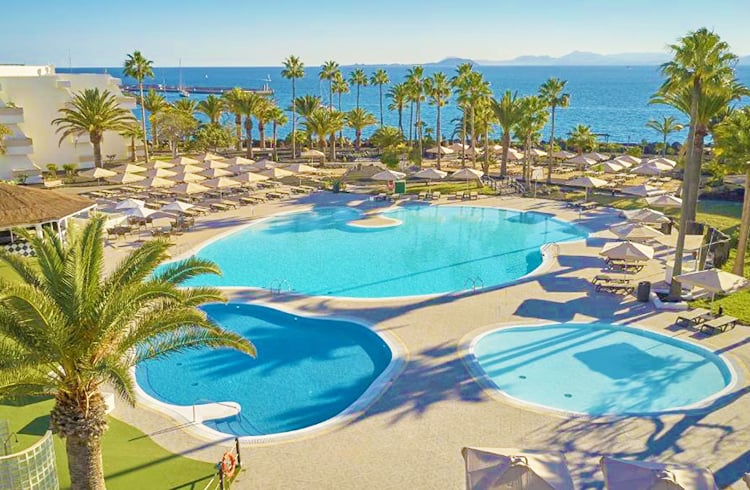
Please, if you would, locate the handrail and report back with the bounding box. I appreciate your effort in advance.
[464,277,484,293]
[192,398,241,423]
[543,242,560,258]
[268,278,291,295]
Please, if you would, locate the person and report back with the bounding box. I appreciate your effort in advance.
[718,306,724,316]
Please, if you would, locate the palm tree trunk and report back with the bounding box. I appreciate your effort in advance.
[259,120,266,149]
[66,436,105,490]
[416,100,423,167]
[546,105,556,184]
[329,82,334,110]
[733,166,750,275]
[138,82,150,163]
[483,125,490,175]
[244,118,254,159]
[470,106,476,168]
[461,109,467,165]
[408,103,413,143]
[379,85,384,127]
[500,130,510,177]
[291,80,297,158]
[151,120,158,152]
[398,107,403,135]
[92,133,103,168]
[662,132,668,157]
[235,113,242,151]
[130,136,136,162]
[436,104,442,170]
[337,93,343,141]
[273,122,278,160]
[356,85,360,110]
[330,133,336,161]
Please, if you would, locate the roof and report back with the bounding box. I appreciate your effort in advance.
[0,183,95,228]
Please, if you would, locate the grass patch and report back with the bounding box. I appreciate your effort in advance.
[0,397,217,490]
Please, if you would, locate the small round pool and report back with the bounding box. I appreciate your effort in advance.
[471,323,734,416]
[167,206,588,298]
[136,304,393,437]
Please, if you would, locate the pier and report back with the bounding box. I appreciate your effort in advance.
[120,83,273,96]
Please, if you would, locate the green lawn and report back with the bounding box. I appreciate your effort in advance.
[0,397,217,490]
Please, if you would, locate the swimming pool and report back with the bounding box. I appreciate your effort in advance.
[471,323,734,416]
[173,205,588,298]
[136,303,394,437]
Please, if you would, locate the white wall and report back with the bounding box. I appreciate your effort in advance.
[0,65,136,180]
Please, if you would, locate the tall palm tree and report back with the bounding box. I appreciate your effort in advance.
[346,108,377,150]
[452,62,475,164]
[142,89,168,147]
[387,83,408,135]
[236,93,264,159]
[369,126,404,153]
[319,61,340,109]
[645,115,684,157]
[255,98,273,149]
[0,216,255,490]
[304,108,344,160]
[197,95,225,125]
[173,98,198,116]
[52,88,134,168]
[281,55,305,158]
[123,51,154,163]
[119,122,143,162]
[475,98,496,175]
[712,107,750,275]
[653,28,742,298]
[268,106,287,160]
[348,68,369,110]
[464,72,492,167]
[567,124,597,154]
[370,69,390,126]
[0,123,11,154]
[539,78,570,183]
[514,96,549,184]
[222,88,246,151]
[332,74,350,112]
[491,90,525,177]
[425,72,451,170]
[406,66,426,165]
[293,95,322,147]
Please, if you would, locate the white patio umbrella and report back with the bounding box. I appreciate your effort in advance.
[451,167,484,189]
[413,168,448,180]
[674,268,750,309]
[143,168,177,179]
[160,200,194,213]
[372,169,407,181]
[600,241,655,261]
[136,176,175,189]
[200,167,234,178]
[462,447,575,490]
[179,164,204,174]
[506,148,525,161]
[114,198,146,210]
[170,156,201,166]
[300,149,326,159]
[224,156,255,166]
[622,207,671,224]
[583,151,609,161]
[620,184,665,197]
[567,176,608,200]
[528,148,548,157]
[203,176,241,190]
[601,456,718,490]
[172,171,206,183]
[146,160,175,169]
[646,194,683,208]
[122,206,156,219]
[602,161,626,174]
[106,172,145,185]
[80,167,117,180]
[565,155,597,168]
[259,167,294,179]
[284,163,317,174]
[252,159,281,171]
[609,222,665,242]
[172,182,210,195]
[202,159,231,170]
[649,157,677,167]
[551,150,576,159]
[195,152,225,162]
[112,163,147,174]
[234,172,270,185]
[449,142,470,152]
[614,154,642,166]
[425,146,455,155]
[631,163,662,176]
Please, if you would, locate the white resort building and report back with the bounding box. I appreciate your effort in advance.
[0,64,137,181]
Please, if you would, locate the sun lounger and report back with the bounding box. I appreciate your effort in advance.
[675,308,712,326]
[431,191,441,200]
[470,191,479,200]
[566,199,585,208]
[375,193,388,201]
[596,281,634,294]
[454,191,465,200]
[592,274,630,285]
[606,259,646,272]
[700,315,738,334]
[209,202,231,211]
[418,191,427,200]
[579,201,597,210]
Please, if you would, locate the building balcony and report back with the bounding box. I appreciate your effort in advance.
[0,107,23,124]
[118,96,137,110]
[4,137,33,155]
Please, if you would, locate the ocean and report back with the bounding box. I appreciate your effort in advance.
[63,65,750,145]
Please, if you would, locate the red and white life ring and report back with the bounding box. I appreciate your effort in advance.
[221,452,237,478]
[387,180,395,191]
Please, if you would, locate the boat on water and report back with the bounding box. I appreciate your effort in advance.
[178,59,188,97]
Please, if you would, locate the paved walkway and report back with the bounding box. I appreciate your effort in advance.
[108,192,750,489]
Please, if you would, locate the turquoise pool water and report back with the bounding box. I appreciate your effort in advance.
[136,304,392,436]
[472,324,733,415]
[174,205,588,298]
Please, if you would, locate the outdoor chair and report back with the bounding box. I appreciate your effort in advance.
[675,308,712,327]
[470,191,479,200]
[418,191,427,200]
[596,281,634,294]
[592,274,630,285]
[431,191,441,200]
[454,191,465,200]
[700,315,738,334]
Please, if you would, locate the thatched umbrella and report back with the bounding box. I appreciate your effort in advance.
[0,183,94,229]
[200,167,234,179]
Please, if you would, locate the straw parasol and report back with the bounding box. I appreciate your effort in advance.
[300,148,326,159]
[170,156,201,166]
[284,163,317,174]
[234,172,269,185]
[175,164,204,174]
[601,456,718,490]
[172,171,206,183]
[565,155,597,167]
[632,162,668,176]
[506,148,525,161]
[259,167,294,179]
[449,142,470,152]
[200,167,233,178]
[135,176,175,189]
[425,146,454,155]
[413,168,448,181]
[609,222,665,242]
[600,241,655,261]
[674,269,750,309]
[451,168,484,189]
[80,167,116,180]
[462,447,575,490]
[224,156,255,166]
[0,183,95,228]
[646,194,682,208]
[172,182,210,195]
[112,163,147,174]
[602,161,626,174]
[107,173,145,185]
[372,169,406,181]
[202,159,231,170]
[583,151,609,161]
[649,157,677,167]
[620,184,665,197]
[143,168,177,179]
[623,207,671,224]
[202,176,241,190]
[614,154,642,166]
[551,150,576,159]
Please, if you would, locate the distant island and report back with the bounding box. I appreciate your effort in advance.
[426,51,750,66]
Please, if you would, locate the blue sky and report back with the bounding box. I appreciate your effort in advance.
[2,0,749,66]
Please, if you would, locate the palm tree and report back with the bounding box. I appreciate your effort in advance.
[348,68,369,110]
[197,95,225,125]
[304,108,344,161]
[475,98,496,175]
[173,98,198,116]
[451,62,475,164]
[491,90,525,177]
[567,124,597,154]
[282,55,305,158]
[370,126,404,152]
[539,78,570,183]
[387,83,408,135]
[222,88,246,151]
[346,108,377,150]
[236,93,264,159]
[293,95,322,147]
[514,96,549,184]
[425,72,451,169]
[319,61,340,109]
[370,69,390,126]
[653,28,742,298]
[0,216,255,490]
[0,123,11,154]
[268,106,287,160]
[142,90,168,148]
[123,51,154,163]
[119,122,143,162]
[255,98,273,150]
[332,74,350,113]
[645,115,684,157]
[713,107,750,275]
[464,72,492,167]
[406,66,426,165]
[52,88,134,168]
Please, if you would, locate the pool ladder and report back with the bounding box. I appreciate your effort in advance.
[269,278,291,295]
[543,242,560,258]
[464,276,484,293]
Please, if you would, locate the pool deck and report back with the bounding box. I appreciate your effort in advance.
[107,192,750,489]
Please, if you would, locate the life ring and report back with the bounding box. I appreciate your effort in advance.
[221,452,237,478]
[387,180,395,191]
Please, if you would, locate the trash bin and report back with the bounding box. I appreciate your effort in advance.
[637,281,651,302]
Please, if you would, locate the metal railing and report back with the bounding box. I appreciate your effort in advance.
[464,277,484,293]
[269,278,291,295]
[543,242,560,258]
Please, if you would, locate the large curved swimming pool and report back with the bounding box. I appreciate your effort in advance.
[172,205,588,298]
[136,303,393,437]
[471,323,734,415]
